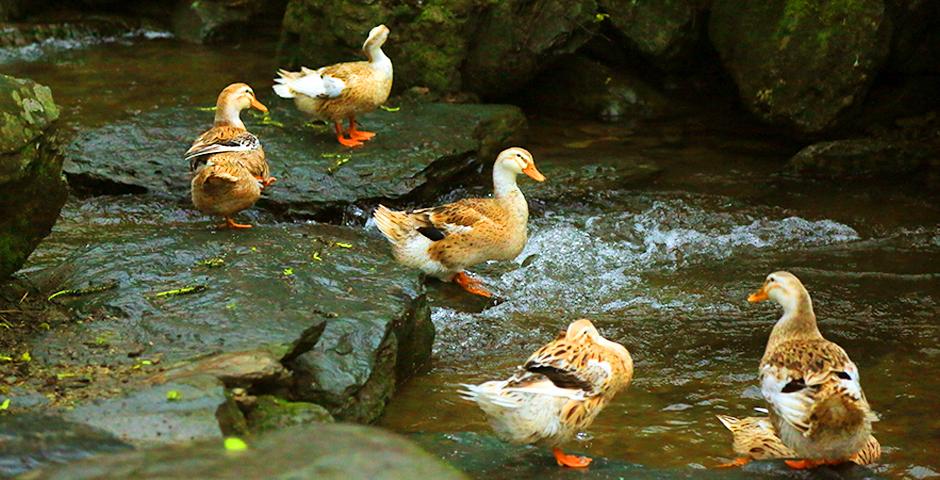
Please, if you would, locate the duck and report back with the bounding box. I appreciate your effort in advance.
[459,319,633,468]
[746,271,879,469]
[372,147,545,297]
[186,83,271,229]
[273,24,392,148]
[715,414,881,467]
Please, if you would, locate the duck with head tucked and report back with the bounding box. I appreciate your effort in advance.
[373,147,545,298]
[460,319,633,468]
[743,271,878,469]
[186,83,272,229]
[273,25,392,147]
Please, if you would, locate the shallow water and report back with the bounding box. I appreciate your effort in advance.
[6,37,940,478]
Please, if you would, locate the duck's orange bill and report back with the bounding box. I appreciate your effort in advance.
[523,164,546,182]
[251,98,268,113]
[748,287,769,303]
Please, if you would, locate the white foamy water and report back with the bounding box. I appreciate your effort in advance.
[432,195,862,358]
[0,29,173,63]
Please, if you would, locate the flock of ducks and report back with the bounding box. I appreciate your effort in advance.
[182,24,880,471]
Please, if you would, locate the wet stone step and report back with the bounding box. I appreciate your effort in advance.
[64,101,527,219]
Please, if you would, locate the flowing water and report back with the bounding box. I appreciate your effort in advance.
[4,35,939,478]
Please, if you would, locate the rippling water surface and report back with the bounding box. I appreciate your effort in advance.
[5,36,939,479]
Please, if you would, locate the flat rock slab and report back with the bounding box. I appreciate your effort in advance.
[0,413,131,478]
[412,432,884,480]
[63,374,230,446]
[25,424,467,480]
[64,101,526,217]
[21,195,433,422]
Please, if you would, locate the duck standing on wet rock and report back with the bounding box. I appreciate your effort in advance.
[745,271,879,469]
[459,319,633,468]
[186,83,272,229]
[372,147,545,298]
[273,25,392,148]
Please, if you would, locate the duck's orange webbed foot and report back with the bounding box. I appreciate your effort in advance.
[348,118,376,141]
[552,448,592,468]
[334,122,363,148]
[453,272,492,298]
[716,457,751,468]
[255,176,277,189]
[219,217,252,229]
[785,459,840,470]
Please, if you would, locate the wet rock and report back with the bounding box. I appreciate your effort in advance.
[22,196,433,423]
[709,0,892,133]
[0,14,157,49]
[525,55,670,121]
[63,374,237,445]
[172,0,266,44]
[461,0,599,98]
[0,74,66,279]
[245,395,332,434]
[25,424,468,480]
[278,0,597,97]
[788,137,938,179]
[597,0,701,68]
[64,101,526,218]
[149,350,289,389]
[0,413,131,478]
[412,432,884,480]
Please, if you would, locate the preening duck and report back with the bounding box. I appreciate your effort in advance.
[372,147,545,297]
[460,319,633,468]
[747,271,878,469]
[187,83,272,229]
[715,414,881,468]
[273,24,392,147]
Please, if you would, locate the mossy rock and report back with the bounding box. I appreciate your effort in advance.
[597,0,702,68]
[709,0,892,133]
[246,395,333,434]
[25,424,468,480]
[0,75,66,279]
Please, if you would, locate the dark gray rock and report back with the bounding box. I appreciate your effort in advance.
[21,195,433,424]
[245,395,333,434]
[788,137,938,178]
[0,413,131,478]
[598,0,701,68]
[709,0,892,133]
[64,101,526,218]
[172,0,266,44]
[63,374,235,445]
[25,424,468,480]
[0,74,66,279]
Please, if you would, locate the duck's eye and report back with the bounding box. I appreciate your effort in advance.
[769,277,775,283]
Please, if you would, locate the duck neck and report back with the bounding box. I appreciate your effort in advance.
[493,167,528,218]
[365,43,392,74]
[767,292,823,349]
[214,102,245,130]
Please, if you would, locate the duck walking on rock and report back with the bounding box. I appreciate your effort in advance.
[372,147,545,298]
[186,83,272,229]
[273,25,392,147]
[742,271,879,469]
[459,319,633,468]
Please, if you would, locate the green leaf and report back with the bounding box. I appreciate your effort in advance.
[166,390,182,402]
[379,105,400,112]
[19,352,30,362]
[282,267,294,276]
[311,251,323,262]
[594,12,610,22]
[334,242,353,249]
[0,399,9,411]
[224,437,248,451]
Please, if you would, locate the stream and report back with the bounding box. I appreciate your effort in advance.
[4,34,939,479]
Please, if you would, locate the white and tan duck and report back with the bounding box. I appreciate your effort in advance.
[738,271,879,469]
[460,319,634,468]
[186,83,273,229]
[372,147,545,297]
[273,24,392,147]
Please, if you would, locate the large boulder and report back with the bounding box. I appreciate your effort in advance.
[0,74,66,279]
[0,414,131,478]
[788,136,939,179]
[709,0,893,133]
[25,424,468,480]
[278,0,598,97]
[21,195,434,423]
[597,0,702,68]
[64,101,526,218]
